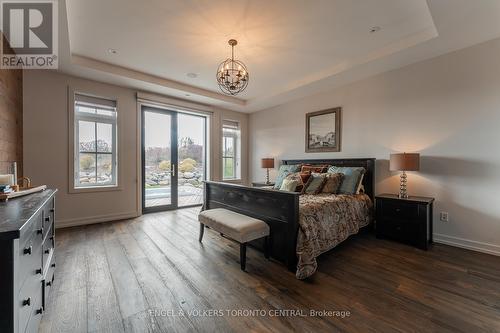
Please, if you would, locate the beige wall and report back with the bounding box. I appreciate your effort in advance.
[249,37,500,255]
[23,70,248,227]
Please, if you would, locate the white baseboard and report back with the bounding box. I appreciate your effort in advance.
[434,233,500,256]
[56,211,140,229]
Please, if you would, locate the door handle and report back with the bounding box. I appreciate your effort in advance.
[172,164,175,177]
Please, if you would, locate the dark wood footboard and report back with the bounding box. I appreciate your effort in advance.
[204,181,300,271]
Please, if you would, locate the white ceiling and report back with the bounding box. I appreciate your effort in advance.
[58,0,500,113]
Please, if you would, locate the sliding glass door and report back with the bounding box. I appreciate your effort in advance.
[142,106,206,213]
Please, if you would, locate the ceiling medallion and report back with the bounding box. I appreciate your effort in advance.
[216,39,249,95]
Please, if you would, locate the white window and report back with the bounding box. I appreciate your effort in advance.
[222,120,241,180]
[74,94,117,188]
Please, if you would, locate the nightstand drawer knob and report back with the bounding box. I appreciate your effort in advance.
[22,298,31,306]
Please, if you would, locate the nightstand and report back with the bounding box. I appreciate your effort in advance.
[252,181,275,188]
[375,194,434,250]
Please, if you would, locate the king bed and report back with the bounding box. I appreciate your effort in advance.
[203,158,375,279]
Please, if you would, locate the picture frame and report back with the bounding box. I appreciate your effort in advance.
[305,107,341,152]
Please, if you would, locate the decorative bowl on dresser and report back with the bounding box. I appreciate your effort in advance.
[375,193,434,250]
[0,189,57,333]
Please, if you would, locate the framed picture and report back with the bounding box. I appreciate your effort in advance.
[305,107,341,152]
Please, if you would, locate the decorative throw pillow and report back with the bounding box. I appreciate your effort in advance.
[284,172,307,192]
[303,173,327,194]
[273,164,302,189]
[301,164,328,174]
[327,166,366,195]
[299,172,312,185]
[279,178,299,192]
[321,173,344,194]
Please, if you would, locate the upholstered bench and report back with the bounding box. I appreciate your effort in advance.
[198,208,270,271]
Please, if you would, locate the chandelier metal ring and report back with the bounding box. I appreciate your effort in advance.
[216,39,249,95]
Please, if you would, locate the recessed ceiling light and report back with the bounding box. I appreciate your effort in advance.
[370,26,381,33]
[186,73,198,78]
[108,48,118,54]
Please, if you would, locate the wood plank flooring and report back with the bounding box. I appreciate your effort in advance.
[40,207,500,333]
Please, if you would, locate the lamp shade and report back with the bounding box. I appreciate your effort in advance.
[390,153,420,171]
[261,158,275,169]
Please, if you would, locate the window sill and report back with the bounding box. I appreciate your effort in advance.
[69,184,122,194]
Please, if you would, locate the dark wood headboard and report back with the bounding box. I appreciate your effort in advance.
[282,158,376,201]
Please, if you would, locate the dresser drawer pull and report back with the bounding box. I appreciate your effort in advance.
[44,249,50,254]
[46,281,52,287]
[50,208,55,213]
[22,298,31,306]
[36,308,43,315]
[36,268,42,275]
[45,216,50,222]
[51,263,56,268]
[23,246,32,255]
[37,228,43,235]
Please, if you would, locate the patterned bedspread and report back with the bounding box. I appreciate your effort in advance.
[296,193,373,279]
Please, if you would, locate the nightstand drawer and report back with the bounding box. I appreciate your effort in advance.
[377,218,419,242]
[380,200,419,220]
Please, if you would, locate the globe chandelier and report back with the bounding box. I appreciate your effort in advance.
[216,39,249,95]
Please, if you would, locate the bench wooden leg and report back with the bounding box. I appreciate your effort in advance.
[240,243,247,271]
[198,223,204,242]
[264,236,270,259]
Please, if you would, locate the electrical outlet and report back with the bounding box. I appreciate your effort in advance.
[440,212,449,222]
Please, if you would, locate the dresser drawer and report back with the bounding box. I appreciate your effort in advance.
[18,266,43,333]
[19,211,43,250]
[42,229,54,270]
[19,233,43,290]
[43,254,56,310]
[377,218,419,243]
[379,200,419,220]
[42,209,54,236]
[23,287,43,333]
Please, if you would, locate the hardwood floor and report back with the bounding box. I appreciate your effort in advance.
[40,207,500,333]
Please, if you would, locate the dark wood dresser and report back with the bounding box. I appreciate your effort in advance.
[375,193,434,250]
[0,189,57,333]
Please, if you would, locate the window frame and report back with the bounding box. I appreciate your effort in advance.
[222,133,237,180]
[222,121,241,181]
[69,89,122,193]
[74,104,117,188]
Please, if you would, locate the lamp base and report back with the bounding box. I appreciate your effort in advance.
[265,168,270,184]
[398,171,408,199]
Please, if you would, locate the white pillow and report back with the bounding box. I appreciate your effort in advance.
[280,178,299,192]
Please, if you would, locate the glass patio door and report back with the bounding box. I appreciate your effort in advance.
[142,106,207,213]
[142,107,178,212]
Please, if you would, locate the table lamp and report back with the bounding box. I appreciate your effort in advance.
[390,153,420,198]
[261,158,275,184]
